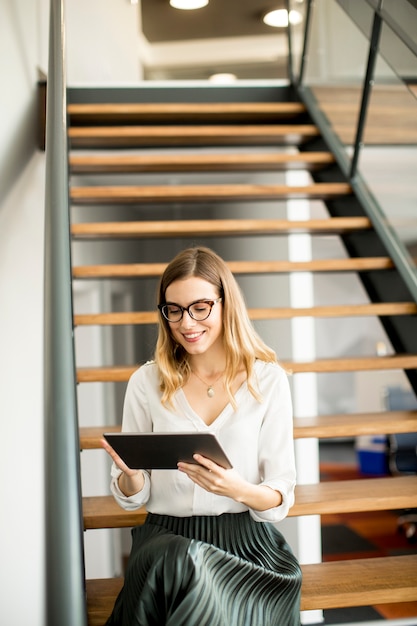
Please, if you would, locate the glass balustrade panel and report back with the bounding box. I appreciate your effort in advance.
[358,19,417,270]
[288,0,309,82]
[303,0,373,149]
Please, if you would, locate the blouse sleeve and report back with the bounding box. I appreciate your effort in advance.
[109,365,154,510]
[249,365,296,523]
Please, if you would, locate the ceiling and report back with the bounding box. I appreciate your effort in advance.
[139,0,299,80]
[140,0,289,43]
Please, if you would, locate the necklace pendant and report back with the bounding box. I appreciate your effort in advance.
[207,386,215,398]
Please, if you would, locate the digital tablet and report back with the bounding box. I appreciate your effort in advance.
[103,432,233,470]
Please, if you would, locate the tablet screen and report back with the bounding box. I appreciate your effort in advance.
[103,432,233,470]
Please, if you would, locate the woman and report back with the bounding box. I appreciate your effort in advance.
[102,246,302,626]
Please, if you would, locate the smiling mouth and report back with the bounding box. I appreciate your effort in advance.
[183,331,204,340]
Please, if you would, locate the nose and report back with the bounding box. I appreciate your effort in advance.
[180,309,196,327]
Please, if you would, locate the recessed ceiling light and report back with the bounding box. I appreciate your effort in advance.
[209,73,237,84]
[263,9,302,28]
[170,0,209,9]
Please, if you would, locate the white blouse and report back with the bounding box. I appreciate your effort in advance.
[110,359,296,523]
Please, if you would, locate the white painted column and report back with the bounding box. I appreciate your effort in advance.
[287,170,323,625]
[74,283,121,578]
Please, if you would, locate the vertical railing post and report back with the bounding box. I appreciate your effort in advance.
[44,0,87,624]
[350,1,383,179]
[285,0,295,85]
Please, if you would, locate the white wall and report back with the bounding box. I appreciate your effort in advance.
[65,0,141,84]
[0,0,48,203]
[0,153,46,626]
[0,1,49,624]
[0,0,140,622]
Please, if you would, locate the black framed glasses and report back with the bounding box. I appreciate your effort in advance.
[158,297,222,323]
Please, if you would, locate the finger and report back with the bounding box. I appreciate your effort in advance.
[101,438,123,463]
[193,454,219,473]
[101,438,116,458]
[101,438,136,476]
[177,461,202,475]
[178,462,209,483]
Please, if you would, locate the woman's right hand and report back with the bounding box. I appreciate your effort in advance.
[101,438,145,496]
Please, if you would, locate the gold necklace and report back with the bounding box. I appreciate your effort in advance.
[192,369,225,398]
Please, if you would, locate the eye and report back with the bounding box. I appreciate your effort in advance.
[192,302,210,312]
[167,305,181,315]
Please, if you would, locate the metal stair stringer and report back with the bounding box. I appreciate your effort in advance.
[295,115,417,394]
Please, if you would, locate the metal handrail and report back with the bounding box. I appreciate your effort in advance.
[344,0,417,59]
[43,0,87,624]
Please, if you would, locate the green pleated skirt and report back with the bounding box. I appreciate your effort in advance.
[105,511,302,626]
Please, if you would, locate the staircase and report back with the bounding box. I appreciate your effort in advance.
[66,87,417,625]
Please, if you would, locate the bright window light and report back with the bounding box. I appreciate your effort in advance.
[263,9,302,27]
[170,0,209,9]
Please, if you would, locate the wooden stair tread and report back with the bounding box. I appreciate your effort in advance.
[332,126,417,145]
[311,86,417,145]
[83,496,146,530]
[284,354,417,373]
[75,311,158,326]
[74,303,417,327]
[294,410,417,439]
[85,555,417,623]
[80,425,121,449]
[82,476,417,530]
[86,577,123,626]
[301,555,417,610]
[83,496,147,530]
[79,410,417,449]
[70,182,351,204]
[76,355,417,383]
[71,217,369,239]
[68,124,320,148]
[72,257,394,279]
[69,151,335,173]
[294,475,417,516]
[68,102,307,124]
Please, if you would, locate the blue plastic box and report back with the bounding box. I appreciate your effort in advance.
[355,435,389,475]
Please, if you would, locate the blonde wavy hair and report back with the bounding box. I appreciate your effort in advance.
[154,247,278,408]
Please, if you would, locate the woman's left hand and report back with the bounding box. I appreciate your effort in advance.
[177,454,282,510]
[177,453,245,500]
